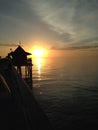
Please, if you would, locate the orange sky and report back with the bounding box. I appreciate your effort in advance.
[0,45,98,59]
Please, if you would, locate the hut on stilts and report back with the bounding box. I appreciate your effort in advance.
[8,45,33,89]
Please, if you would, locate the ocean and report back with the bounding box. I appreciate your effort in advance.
[32,49,98,129]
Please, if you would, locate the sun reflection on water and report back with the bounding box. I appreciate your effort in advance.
[34,57,46,81]
[37,58,41,80]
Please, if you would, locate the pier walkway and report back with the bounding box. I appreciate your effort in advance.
[0,58,54,130]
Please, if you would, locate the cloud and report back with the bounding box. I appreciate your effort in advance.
[31,0,98,46]
[31,0,75,34]
[50,45,98,51]
[0,0,60,44]
[71,0,98,41]
[0,0,98,47]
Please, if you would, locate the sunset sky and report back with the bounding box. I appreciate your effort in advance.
[0,0,98,56]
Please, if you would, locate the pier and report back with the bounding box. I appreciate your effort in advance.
[0,58,54,129]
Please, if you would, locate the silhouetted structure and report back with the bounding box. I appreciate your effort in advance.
[8,46,33,89]
[0,58,53,130]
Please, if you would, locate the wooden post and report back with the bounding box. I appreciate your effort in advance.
[29,65,32,89]
[17,66,22,77]
[23,59,33,89]
[25,66,28,77]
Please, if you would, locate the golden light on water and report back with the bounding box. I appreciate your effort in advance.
[33,57,46,81]
[28,46,48,81]
[37,58,41,77]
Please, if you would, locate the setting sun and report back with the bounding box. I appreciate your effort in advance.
[34,49,44,57]
[32,48,48,57]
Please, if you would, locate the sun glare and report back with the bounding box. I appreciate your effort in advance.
[33,49,47,57]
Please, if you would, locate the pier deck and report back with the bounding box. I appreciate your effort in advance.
[0,58,54,130]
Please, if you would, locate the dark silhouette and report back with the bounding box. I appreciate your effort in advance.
[0,58,54,130]
[8,45,33,89]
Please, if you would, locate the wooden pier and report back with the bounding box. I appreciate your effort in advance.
[0,58,54,130]
[0,46,54,130]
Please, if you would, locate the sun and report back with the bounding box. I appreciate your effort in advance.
[33,49,46,57]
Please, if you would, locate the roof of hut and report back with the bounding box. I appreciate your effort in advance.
[8,46,31,56]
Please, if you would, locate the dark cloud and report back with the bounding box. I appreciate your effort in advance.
[0,0,25,16]
[77,37,98,45]
[50,45,98,50]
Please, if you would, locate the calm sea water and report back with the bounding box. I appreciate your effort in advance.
[33,49,98,129]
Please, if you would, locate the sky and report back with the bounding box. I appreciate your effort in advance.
[0,0,98,51]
